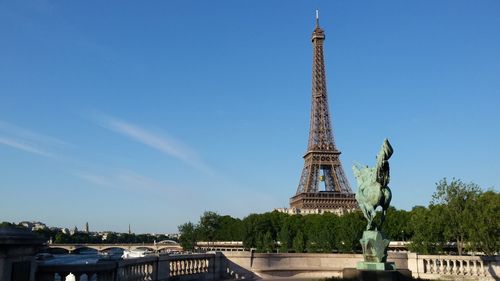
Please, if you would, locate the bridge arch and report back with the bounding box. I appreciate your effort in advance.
[43,246,70,254]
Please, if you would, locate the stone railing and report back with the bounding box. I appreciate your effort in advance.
[408,253,500,281]
[34,251,500,281]
[36,262,117,281]
[168,254,211,277]
[35,253,220,281]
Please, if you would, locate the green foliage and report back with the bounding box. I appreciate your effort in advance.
[380,207,412,241]
[334,211,364,252]
[198,211,220,242]
[292,230,305,253]
[178,222,197,250]
[431,178,481,255]
[0,222,17,228]
[466,191,500,255]
[257,231,275,253]
[176,178,498,255]
[407,205,445,254]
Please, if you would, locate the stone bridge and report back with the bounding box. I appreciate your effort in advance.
[45,242,182,253]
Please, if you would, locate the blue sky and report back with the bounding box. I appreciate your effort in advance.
[1,1,499,234]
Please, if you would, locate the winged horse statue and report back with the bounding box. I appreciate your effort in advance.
[353,139,393,231]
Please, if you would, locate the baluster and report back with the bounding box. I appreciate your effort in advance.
[438,258,443,274]
[423,259,428,273]
[480,260,485,276]
[149,263,154,279]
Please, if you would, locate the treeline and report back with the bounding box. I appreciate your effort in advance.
[178,178,499,255]
[49,232,173,244]
[0,223,176,244]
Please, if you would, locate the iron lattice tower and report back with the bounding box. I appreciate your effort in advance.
[290,13,357,212]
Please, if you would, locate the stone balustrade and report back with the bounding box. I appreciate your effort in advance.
[35,253,219,281]
[36,262,116,281]
[408,253,499,280]
[169,254,210,277]
[33,252,500,281]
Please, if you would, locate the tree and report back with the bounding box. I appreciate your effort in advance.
[178,222,197,250]
[382,207,412,241]
[198,211,220,242]
[316,213,337,252]
[278,219,292,252]
[431,178,481,255]
[257,231,275,253]
[335,211,364,252]
[305,215,322,253]
[408,205,445,254]
[54,232,71,244]
[292,230,305,253]
[467,191,500,255]
[216,215,244,241]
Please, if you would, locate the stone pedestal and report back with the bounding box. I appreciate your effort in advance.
[357,230,395,271]
[343,268,412,281]
[0,227,45,281]
[356,261,395,270]
[349,230,402,280]
[359,230,390,263]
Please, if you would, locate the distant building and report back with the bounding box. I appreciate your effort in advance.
[167,233,180,240]
[275,207,352,216]
[19,221,47,231]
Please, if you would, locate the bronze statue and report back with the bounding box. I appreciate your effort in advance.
[353,139,393,231]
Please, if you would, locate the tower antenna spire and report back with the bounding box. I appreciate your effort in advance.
[315,9,320,27]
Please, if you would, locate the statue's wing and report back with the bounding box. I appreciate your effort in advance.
[376,139,393,186]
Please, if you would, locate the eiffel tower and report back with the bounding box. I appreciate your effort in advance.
[289,12,357,214]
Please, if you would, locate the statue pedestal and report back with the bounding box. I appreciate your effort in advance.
[357,261,395,271]
[356,230,396,274]
[343,268,412,281]
[359,230,391,265]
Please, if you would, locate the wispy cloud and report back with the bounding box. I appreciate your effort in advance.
[0,121,67,159]
[94,115,213,175]
[0,136,55,158]
[72,169,174,192]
